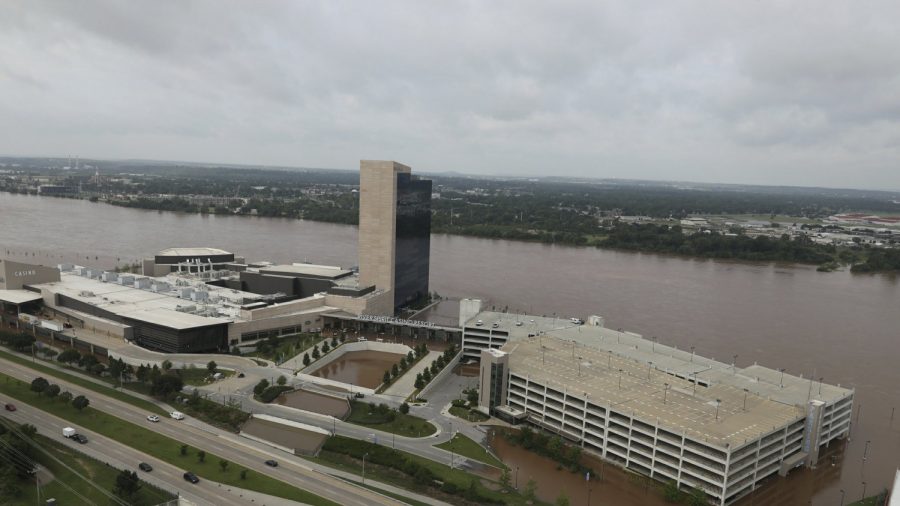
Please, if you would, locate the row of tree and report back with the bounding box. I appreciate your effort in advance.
[412,344,458,391]
[29,377,90,410]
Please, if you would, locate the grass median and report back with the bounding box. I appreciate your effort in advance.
[0,372,339,506]
[347,400,437,437]
[0,349,166,416]
[435,433,505,469]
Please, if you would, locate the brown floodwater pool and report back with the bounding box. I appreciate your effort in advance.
[309,350,404,389]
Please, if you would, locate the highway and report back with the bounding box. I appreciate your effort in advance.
[0,356,403,506]
[0,398,257,506]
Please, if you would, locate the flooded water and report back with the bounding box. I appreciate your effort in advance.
[241,418,327,455]
[1,192,898,504]
[309,350,404,389]
[277,389,350,418]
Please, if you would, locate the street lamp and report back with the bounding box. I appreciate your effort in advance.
[663,383,669,404]
[690,345,695,362]
[715,399,721,421]
[839,489,845,506]
[608,350,612,370]
[861,482,867,500]
[652,336,657,353]
[732,354,738,374]
[779,368,786,388]
[647,361,653,380]
[362,452,369,485]
[618,369,624,390]
[863,440,870,461]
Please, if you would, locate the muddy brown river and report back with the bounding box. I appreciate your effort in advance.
[1,192,897,504]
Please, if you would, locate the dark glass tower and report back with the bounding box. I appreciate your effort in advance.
[393,173,432,310]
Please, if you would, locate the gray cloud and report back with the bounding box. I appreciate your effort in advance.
[1,1,899,189]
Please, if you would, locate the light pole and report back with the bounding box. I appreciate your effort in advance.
[732,354,738,374]
[608,350,612,370]
[362,452,369,485]
[647,361,653,380]
[663,383,669,404]
[818,377,824,396]
[715,399,721,421]
[779,368,785,388]
[652,336,657,353]
[861,481,867,500]
[515,465,519,489]
[743,388,748,411]
[863,440,870,461]
[839,489,845,506]
[618,369,624,390]
[690,345,695,362]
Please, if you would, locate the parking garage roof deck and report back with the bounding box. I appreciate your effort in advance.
[505,337,812,449]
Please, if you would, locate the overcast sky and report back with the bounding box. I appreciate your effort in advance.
[2,2,899,189]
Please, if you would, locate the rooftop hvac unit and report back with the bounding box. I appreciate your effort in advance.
[180,288,194,299]
[101,272,118,282]
[151,282,170,292]
[175,304,197,313]
[78,290,95,297]
[58,263,74,272]
[191,291,209,302]
[75,267,87,276]
[134,278,151,289]
[118,275,134,285]
[86,269,101,279]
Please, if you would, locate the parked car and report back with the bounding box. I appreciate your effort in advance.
[147,415,160,422]
[72,434,88,444]
[4,403,16,412]
[183,471,199,484]
[264,460,278,467]
[169,411,185,420]
[138,462,153,472]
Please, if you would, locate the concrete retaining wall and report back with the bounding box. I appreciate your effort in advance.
[294,372,377,395]
[298,340,412,375]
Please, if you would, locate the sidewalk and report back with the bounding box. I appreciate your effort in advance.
[382,350,442,400]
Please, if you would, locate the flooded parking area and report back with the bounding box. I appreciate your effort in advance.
[277,389,350,418]
[309,350,404,389]
[241,418,328,455]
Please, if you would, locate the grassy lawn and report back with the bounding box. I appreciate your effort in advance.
[0,372,338,506]
[1,426,176,506]
[176,366,234,386]
[354,481,432,506]
[448,405,489,422]
[245,333,326,363]
[311,436,540,506]
[435,433,505,469]
[347,400,437,437]
[0,349,167,416]
[848,496,884,506]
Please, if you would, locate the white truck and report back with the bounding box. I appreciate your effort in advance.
[169,411,185,420]
[62,427,76,438]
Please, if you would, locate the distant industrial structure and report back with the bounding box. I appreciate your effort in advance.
[468,303,854,506]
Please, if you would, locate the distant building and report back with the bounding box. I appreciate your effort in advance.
[358,160,432,313]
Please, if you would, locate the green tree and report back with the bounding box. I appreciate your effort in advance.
[391,363,399,378]
[302,353,311,366]
[312,345,320,360]
[466,388,479,406]
[71,395,90,411]
[219,459,228,472]
[276,375,287,386]
[240,469,247,480]
[254,379,270,395]
[524,478,537,501]
[207,360,217,374]
[161,359,173,372]
[555,492,571,506]
[383,370,391,384]
[687,487,709,506]
[499,467,511,488]
[112,469,142,501]
[57,349,81,364]
[399,402,410,415]
[663,480,682,502]
[180,444,189,456]
[322,341,330,353]
[58,391,73,404]
[43,384,61,399]
[30,377,49,395]
[150,375,184,397]
[414,374,424,389]
[197,450,206,463]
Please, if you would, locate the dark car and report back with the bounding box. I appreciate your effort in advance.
[264,460,278,467]
[183,471,199,484]
[138,462,153,472]
[72,434,88,444]
[4,403,15,412]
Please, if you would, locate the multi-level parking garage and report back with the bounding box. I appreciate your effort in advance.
[479,329,854,505]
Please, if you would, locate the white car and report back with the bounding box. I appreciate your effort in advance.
[169,411,185,420]
[147,415,160,422]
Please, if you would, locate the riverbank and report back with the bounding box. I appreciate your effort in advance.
[15,191,899,273]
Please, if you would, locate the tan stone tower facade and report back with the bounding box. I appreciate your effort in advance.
[358,160,410,292]
[357,160,432,313]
